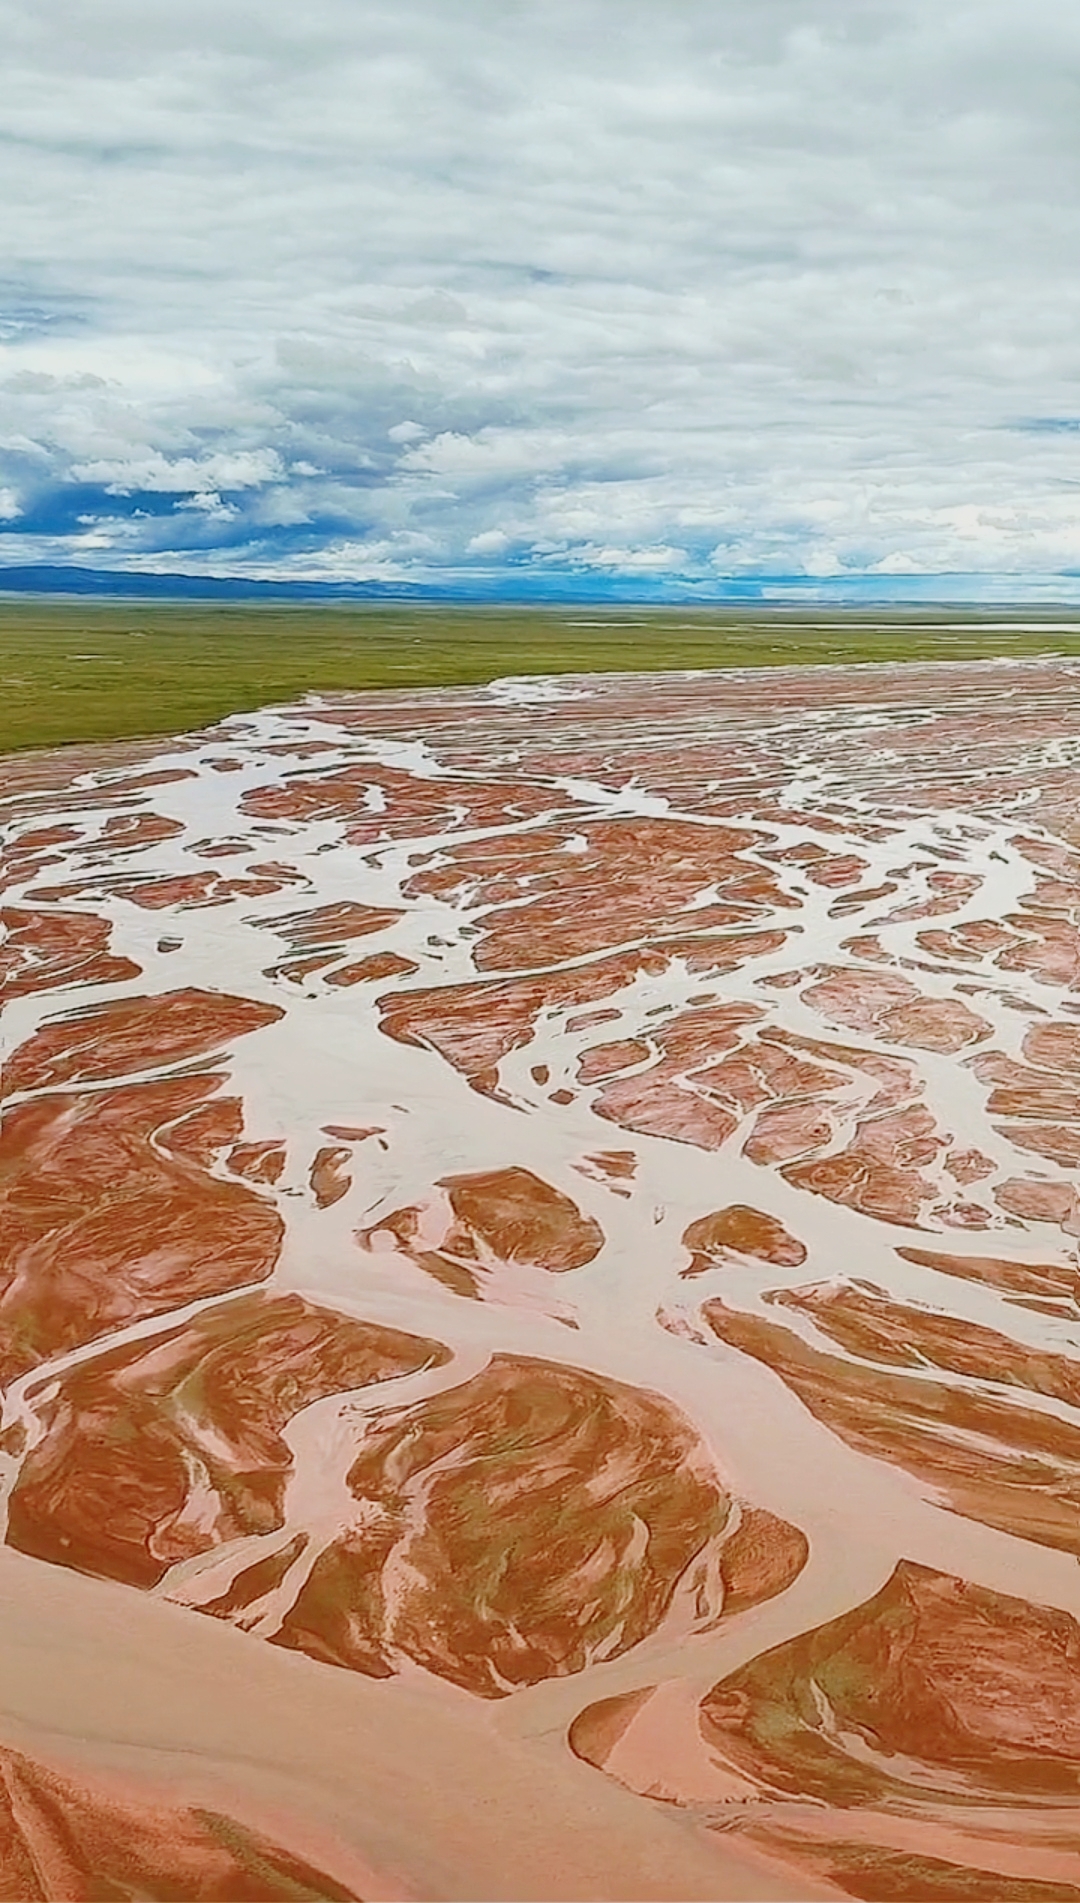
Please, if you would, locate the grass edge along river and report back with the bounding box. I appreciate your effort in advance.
[4,598,1080,754]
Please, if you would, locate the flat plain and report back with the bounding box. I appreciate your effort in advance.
[7,597,1080,753]
[7,611,1080,1899]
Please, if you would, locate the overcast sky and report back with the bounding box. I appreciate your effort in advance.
[3,0,1080,594]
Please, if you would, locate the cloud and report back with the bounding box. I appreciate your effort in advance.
[553,542,688,573]
[467,528,511,555]
[387,420,427,443]
[67,449,285,493]
[3,0,1080,590]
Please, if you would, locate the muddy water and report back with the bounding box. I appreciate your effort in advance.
[7,657,1080,1897]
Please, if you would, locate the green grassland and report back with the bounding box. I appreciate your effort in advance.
[2,598,1080,756]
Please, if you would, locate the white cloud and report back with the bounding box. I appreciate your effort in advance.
[4,0,1080,585]
[555,542,688,573]
[467,528,511,555]
[174,489,238,520]
[67,448,284,493]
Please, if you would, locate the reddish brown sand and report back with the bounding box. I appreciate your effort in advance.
[700,1560,1080,1804]
[8,1292,447,1587]
[0,821,85,894]
[254,901,406,983]
[437,1164,603,1269]
[310,1145,353,1207]
[572,1562,1080,1898]
[703,1288,1080,1555]
[0,904,140,997]
[228,1139,288,1184]
[240,760,556,839]
[261,900,404,951]
[34,866,306,909]
[995,1176,1080,1236]
[3,987,282,1097]
[0,1080,284,1387]
[577,1147,638,1182]
[325,951,419,986]
[897,1244,1080,1312]
[402,816,791,971]
[12,661,1080,1896]
[378,935,785,1101]
[802,964,991,1051]
[0,1742,361,1901]
[682,1206,808,1274]
[359,1165,605,1303]
[265,1354,804,1697]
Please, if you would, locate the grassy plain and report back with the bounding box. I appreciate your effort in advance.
[2,598,1080,755]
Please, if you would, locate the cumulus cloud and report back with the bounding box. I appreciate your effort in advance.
[68,449,285,493]
[2,0,1080,590]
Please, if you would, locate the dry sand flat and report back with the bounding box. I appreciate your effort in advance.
[6,656,1080,1897]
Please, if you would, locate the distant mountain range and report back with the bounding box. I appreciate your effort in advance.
[2,561,1080,607]
[0,564,435,601]
[0,562,712,603]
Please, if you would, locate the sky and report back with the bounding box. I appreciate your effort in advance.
[3,0,1080,597]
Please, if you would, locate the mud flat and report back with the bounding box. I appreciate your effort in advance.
[8,655,1080,1897]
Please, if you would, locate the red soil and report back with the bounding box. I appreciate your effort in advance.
[0,1743,360,1902]
[440,1167,603,1269]
[325,951,418,986]
[970,1020,1080,1168]
[772,842,869,888]
[704,1288,1080,1555]
[803,965,990,1052]
[593,1001,765,1149]
[359,1165,604,1298]
[3,987,282,1097]
[995,1178,1080,1235]
[241,761,555,839]
[377,937,786,1103]
[94,809,185,853]
[2,758,196,825]
[271,1354,787,1696]
[0,904,140,998]
[701,1559,1080,1806]
[572,1149,639,1195]
[897,1244,1080,1314]
[163,1092,245,1167]
[257,900,405,983]
[682,1206,808,1274]
[8,1291,448,1587]
[0,1077,284,1387]
[781,1101,947,1227]
[576,1037,650,1083]
[404,816,789,972]
[228,1139,288,1185]
[120,868,304,908]
[261,900,404,951]
[716,1507,810,1615]
[0,822,83,892]
[920,906,1080,990]
[739,1832,1080,1903]
[310,1145,352,1208]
